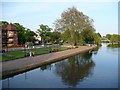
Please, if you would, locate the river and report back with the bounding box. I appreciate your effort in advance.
[1,43,118,88]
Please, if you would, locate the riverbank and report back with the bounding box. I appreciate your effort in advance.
[107,43,120,48]
[1,45,97,79]
[1,46,68,62]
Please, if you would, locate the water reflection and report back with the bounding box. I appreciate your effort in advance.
[40,64,52,71]
[54,52,95,87]
[2,44,118,88]
[92,46,101,55]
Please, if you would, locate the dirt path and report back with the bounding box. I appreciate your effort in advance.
[1,45,97,79]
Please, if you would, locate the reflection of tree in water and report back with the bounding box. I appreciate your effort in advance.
[54,52,95,87]
[40,64,52,71]
[92,46,101,55]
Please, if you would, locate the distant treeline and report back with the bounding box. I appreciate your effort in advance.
[105,34,120,44]
[107,44,120,48]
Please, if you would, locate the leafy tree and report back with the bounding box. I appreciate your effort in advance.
[37,24,52,44]
[80,29,94,44]
[54,7,95,45]
[106,34,112,40]
[14,23,26,45]
[93,33,102,45]
[14,23,35,45]
[110,34,120,44]
[97,33,102,38]
[61,29,71,42]
[25,29,35,43]
[119,35,120,43]
[50,31,61,44]
[1,21,9,26]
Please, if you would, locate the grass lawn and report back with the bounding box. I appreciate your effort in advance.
[1,47,68,62]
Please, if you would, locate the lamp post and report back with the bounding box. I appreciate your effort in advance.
[24,43,26,57]
[24,32,27,57]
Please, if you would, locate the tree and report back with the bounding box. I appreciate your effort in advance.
[80,29,94,44]
[106,34,112,40]
[110,34,120,44]
[14,23,26,45]
[61,29,71,42]
[36,24,52,44]
[50,31,61,44]
[97,33,102,38]
[25,29,35,43]
[1,21,9,26]
[93,33,102,45]
[54,7,95,45]
[14,23,35,45]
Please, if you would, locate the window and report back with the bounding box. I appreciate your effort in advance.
[8,31,13,37]
[8,38,13,42]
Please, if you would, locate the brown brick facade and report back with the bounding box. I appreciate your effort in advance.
[1,23,18,48]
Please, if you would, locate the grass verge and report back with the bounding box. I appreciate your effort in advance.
[1,47,68,62]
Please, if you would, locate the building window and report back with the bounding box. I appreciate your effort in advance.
[8,38,13,42]
[8,31,14,37]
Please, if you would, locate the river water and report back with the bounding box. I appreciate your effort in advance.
[1,44,118,88]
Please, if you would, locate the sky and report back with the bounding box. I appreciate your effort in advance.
[1,0,119,36]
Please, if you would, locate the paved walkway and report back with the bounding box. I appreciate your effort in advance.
[1,45,97,78]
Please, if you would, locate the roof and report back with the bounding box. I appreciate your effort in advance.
[6,23,16,31]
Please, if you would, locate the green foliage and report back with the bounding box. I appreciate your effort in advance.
[107,44,120,48]
[93,33,102,45]
[25,29,35,42]
[80,29,94,44]
[109,34,120,44]
[37,24,52,44]
[97,33,102,38]
[14,23,35,45]
[54,7,96,45]
[50,31,61,44]
[1,21,9,26]
[106,34,112,40]
[14,23,26,45]
[61,29,71,42]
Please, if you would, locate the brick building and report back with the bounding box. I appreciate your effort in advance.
[0,23,18,48]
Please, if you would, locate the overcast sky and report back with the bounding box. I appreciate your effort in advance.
[1,0,118,36]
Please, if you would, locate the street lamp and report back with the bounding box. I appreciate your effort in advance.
[24,43,26,57]
[24,32,27,57]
